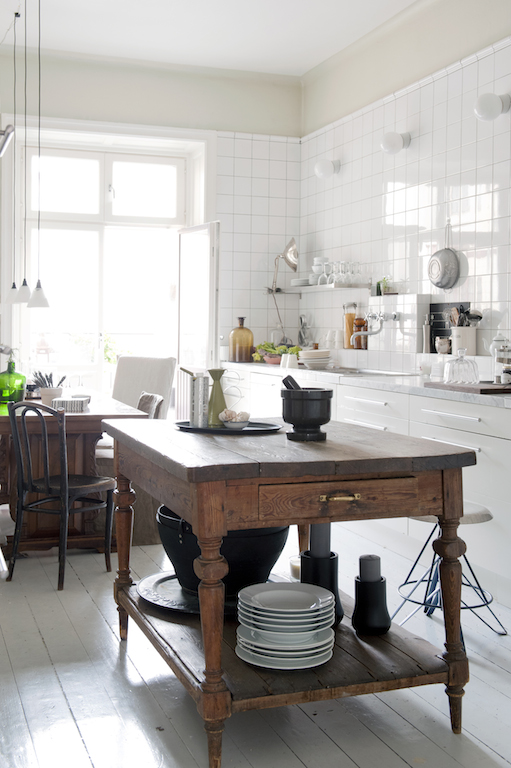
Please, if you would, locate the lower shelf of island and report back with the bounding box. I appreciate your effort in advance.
[118,585,448,714]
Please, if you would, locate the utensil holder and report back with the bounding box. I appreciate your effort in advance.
[300,550,343,625]
[450,326,476,356]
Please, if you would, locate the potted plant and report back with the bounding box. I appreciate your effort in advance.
[32,371,66,406]
[252,342,301,365]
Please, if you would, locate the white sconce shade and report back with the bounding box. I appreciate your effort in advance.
[381,132,411,155]
[314,159,341,179]
[27,279,49,308]
[0,125,14,158]
[474,93,511,121]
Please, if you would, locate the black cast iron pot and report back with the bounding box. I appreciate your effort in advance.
[281,387,333,441]
[156,506,289,596]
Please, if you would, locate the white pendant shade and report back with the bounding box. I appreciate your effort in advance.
[27,280,50,309]
[6,282,21,303]
[27,279,49,308]
[17,278,31,303]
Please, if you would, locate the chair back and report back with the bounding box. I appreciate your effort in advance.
[137,391,164,419]
[112,356,176,419]
[8,401,69,499]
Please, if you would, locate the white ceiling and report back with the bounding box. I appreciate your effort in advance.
[0,0,418,77]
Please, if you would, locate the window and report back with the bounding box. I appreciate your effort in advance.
[19,145,186,391]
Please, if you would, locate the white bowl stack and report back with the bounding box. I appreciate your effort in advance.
[298,348,331,370]
[236,582,335,669]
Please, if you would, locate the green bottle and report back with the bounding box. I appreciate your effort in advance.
[0,354,26,415]
[207,369,227,427]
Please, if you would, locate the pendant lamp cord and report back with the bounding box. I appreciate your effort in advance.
[12,12,19,282]
[22,0,27,283]
[37,0,41,275]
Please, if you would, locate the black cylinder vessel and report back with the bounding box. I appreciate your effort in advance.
[156,506,289,596]
[300,550,344,626]
[351,576,392,635]
[281,387,333,441]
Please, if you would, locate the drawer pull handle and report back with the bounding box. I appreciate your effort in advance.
[344,418,387,431]
[420,408,481,422]
[421,435,481,453]
[319,493,361,502]
[345,396,388,406]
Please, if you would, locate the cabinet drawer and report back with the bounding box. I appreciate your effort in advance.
[339,385,409,420]
[409,421,510,503]
[410,394,511,439]
[258,475,443,524]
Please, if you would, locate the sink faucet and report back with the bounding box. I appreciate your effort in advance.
[350,311,400,346]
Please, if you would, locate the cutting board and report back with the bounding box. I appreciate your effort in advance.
[424,381,511,394]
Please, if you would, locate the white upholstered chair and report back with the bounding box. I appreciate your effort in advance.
[96,356,176,545]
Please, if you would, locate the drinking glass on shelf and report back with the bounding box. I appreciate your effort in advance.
[338,261,348,284]
[350,261,362,284]
[318,263,329,285]
[327,261,339,285]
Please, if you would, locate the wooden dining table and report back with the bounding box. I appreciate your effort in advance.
[0,393,147,556]
[102,416,476,768]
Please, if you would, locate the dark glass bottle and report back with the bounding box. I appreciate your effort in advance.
[0,357,26,414]
[229,317,254,363]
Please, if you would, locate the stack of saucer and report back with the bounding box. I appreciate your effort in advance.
[299,348,331,370]
[236,582,335,669]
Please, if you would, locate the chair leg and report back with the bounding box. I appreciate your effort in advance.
[58,503,70,591]
[7,497,25,582]
[104,490,114,573]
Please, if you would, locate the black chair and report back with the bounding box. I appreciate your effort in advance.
[7,401,115,590]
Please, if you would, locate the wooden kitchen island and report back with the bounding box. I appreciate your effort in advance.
[102,417,476,768]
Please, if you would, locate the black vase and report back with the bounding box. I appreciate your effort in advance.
[300,550,344,626]
[156,506,289,596]
[351,576,392,635]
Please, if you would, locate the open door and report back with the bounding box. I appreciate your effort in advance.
[175,221,220,418]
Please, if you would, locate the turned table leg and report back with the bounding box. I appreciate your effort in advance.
[434,468,469,734]
[194,536,232,768]
[113,465,135,641]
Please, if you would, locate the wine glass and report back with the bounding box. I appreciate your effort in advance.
[318,263,329,285]
[327,261,339,285]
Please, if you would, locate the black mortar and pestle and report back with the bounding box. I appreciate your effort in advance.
[281,375,333,442]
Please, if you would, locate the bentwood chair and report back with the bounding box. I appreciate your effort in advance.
[7,401,115,590]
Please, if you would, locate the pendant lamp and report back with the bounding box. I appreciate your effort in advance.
[18,1,31,303]
[6,12,21,304]
[27,0,48,308]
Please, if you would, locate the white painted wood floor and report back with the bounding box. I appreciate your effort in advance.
[1,524,510,768]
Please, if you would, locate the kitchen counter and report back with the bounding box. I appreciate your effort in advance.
[223,362,511,410]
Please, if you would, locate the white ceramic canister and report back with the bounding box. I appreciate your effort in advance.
[450,326,476,356]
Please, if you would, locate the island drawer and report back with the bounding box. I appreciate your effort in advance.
[258,475,443,524]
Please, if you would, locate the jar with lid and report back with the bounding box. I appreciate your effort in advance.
[228,317,254,363]
[343,302,357,349]
[353,315,368,350]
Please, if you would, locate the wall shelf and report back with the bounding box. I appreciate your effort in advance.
[283,283,372,295]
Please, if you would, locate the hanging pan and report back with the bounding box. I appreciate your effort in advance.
[428,219,459,290]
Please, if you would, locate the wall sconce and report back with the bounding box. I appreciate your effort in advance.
[474,93,511,121]
[380,132,411,155]
[314,159,341,179]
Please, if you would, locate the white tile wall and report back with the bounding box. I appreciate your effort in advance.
[216,37,511,375]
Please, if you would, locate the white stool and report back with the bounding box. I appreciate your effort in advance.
[392,502,507,635]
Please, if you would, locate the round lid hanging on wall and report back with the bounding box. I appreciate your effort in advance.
[428,219,460,289]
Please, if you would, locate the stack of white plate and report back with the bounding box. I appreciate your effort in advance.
[236,582,335,669]
[299,348,331,370]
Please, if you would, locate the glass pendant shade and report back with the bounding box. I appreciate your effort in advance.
[27,279,49,308]
[17,278,31,303]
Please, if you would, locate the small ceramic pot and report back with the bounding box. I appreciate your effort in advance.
[41,387,63,407]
